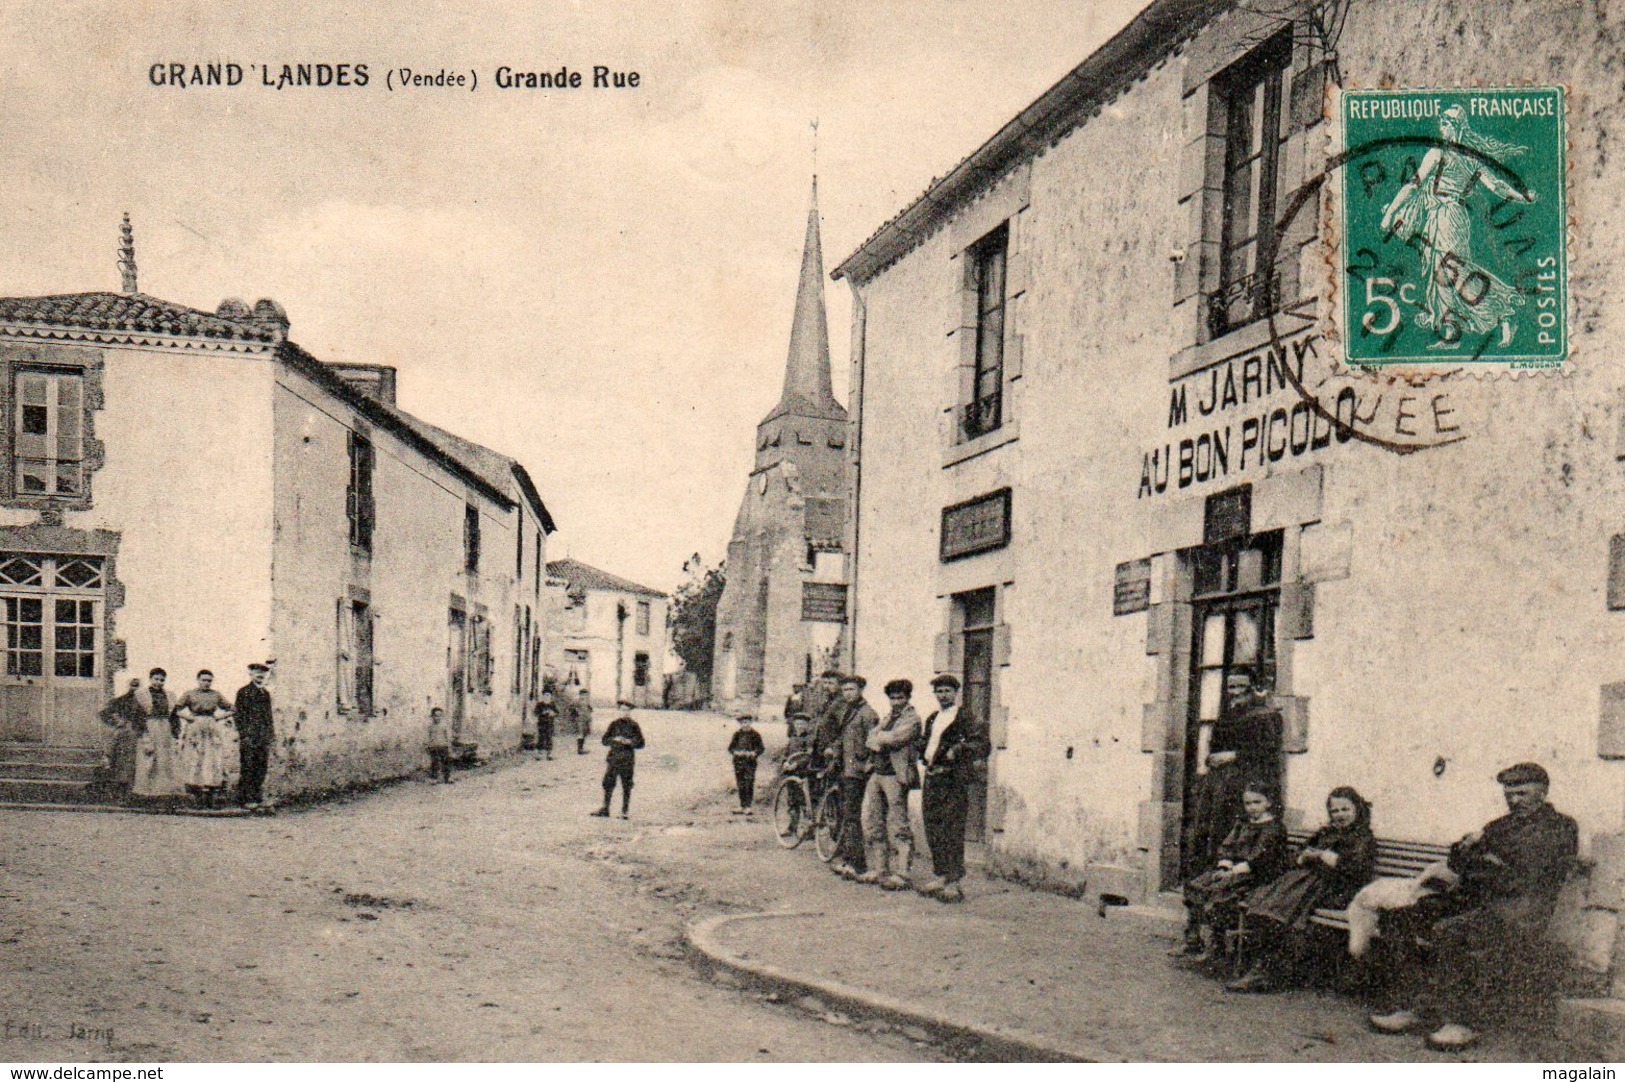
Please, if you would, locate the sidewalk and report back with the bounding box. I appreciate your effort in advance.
[685,875,1581,1062]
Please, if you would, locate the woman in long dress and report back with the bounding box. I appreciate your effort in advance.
[175,670,233,809]
[1226,785,1376,992]
[1380,105,1537,349]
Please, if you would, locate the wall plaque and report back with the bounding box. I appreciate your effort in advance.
[801,582,848,623]
[1113,558,1152,615]
[940,488,1012,562]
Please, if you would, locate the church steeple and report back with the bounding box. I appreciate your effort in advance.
[762,178,844,425]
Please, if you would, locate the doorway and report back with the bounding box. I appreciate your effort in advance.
[447,606,468,737]
[955,586,996,843]
[0,553,108,746]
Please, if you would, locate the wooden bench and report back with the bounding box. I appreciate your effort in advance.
[1284,829,1451,934]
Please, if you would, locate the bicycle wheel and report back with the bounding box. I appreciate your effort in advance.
[813,785,842,863]
[772,777,809,849]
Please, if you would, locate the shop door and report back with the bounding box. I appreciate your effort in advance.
[0,554,108,746]
[958,587,996,843]
[1179,532,1282,875]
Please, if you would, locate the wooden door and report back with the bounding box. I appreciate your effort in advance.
[0,554,108,746]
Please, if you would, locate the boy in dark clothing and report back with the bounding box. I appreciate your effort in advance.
[728,714,765,815]
[592,701,645,819]
[573,688,593,755]
[534,690,559,760]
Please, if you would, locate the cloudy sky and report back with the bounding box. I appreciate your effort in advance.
[1,0,1144,593]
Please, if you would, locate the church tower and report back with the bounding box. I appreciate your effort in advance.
[712,179,850,716]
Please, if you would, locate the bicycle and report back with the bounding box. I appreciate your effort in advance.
[771,749,819,848]
[813,780,843,863]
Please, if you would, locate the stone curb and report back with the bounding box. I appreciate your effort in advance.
[685,909,1123,1063]
[0,800,252,817]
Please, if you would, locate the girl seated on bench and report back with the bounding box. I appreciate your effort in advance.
[1171,782,1287,964]
[1226,785,1377,993]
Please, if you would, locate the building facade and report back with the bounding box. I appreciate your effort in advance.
[543,557,667,708]
[0,235,555,800]
[834,0,1625,965]
[712,181,851,717]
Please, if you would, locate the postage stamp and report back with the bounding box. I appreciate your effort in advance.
[1334,86,1567,371]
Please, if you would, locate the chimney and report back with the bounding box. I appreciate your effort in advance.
[248,298,290,341]
[329,363,399,407]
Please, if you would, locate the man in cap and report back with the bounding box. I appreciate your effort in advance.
[829,675,878,879]
[233,662,275,811]
[916,674,991,902]
[857,678,922,890]
[1369,761,1579,1051]
[592,699,646,820]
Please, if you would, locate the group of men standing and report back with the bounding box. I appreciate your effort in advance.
[792,669,990,903]
[98,662,275,811]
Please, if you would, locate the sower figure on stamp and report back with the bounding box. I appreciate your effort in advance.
[916,674,991,903]
[1369,762,1579,1052]
[592,700,645,819]
[1181,670,1283,888]
[233,662,274,811]
[857,678,921,890]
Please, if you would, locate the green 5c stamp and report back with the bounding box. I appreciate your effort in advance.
[1338,87,1567,369]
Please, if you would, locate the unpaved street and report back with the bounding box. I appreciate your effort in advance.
[0,710,937,1062]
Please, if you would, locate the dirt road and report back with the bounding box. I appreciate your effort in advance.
[0,710,936,1062]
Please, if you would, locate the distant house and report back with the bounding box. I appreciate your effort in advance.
[0,222,555,801]
[544,557,667,708]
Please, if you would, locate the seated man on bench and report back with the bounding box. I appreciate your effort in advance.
[1368,761,1579,1052]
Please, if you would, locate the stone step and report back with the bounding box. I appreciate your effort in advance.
[0,743,103,765]
[0,777,96,803]
[0,760,100,781]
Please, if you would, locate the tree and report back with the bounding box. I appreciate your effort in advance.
[670,553,725,686]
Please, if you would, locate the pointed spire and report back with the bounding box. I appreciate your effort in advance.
[767,176,840,422]
[117,213,138,294]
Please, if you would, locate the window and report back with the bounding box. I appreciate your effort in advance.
[346,431,375,553]
[1209,33,1292,337]
[534,531,543,599]
[472,610,493,695]
[337,598,374,713]
[13,370,85,498]
[515,522,524,580]
[962,225,1008,441]
[0,554,103,680]
[633,652,650,688]
[636,600,651,636]
[464,505,481,574]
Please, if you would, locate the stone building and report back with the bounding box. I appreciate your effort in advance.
[543,557,667,708]
[0,221,555,801]
[833,0,1625,966]
[712,181,851,717]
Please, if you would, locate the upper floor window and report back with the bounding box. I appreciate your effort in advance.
[13,369,84,498]
[1209,32,1292,338]
[534,530,543,599]
[346,430,375,553]
[962,225,1008,441]
[464,504,481,575]
[635,600,651,636]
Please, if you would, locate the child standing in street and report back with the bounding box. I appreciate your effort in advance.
[728,714,765,815]
[592,700,645,819]
[425,707,453,784]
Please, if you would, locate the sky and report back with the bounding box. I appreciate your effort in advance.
[0,0,1147,594]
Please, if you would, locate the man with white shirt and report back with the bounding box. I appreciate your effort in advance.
[916,674,991,902]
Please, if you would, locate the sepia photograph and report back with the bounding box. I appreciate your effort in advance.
[0,0,1622,1067]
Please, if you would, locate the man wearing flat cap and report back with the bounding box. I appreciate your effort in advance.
[829,675,879,879]
[915,674,991,902]
[233,662,275,810]
[1370,761,1579,1051]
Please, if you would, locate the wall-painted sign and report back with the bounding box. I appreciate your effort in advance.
[1113,558,1152,616]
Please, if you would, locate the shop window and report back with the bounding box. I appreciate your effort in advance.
[337,598,375,713]
[12,369,85,498]
[960,225,1008,441]
[346,430,375,553]
[1208,32,1292,338]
